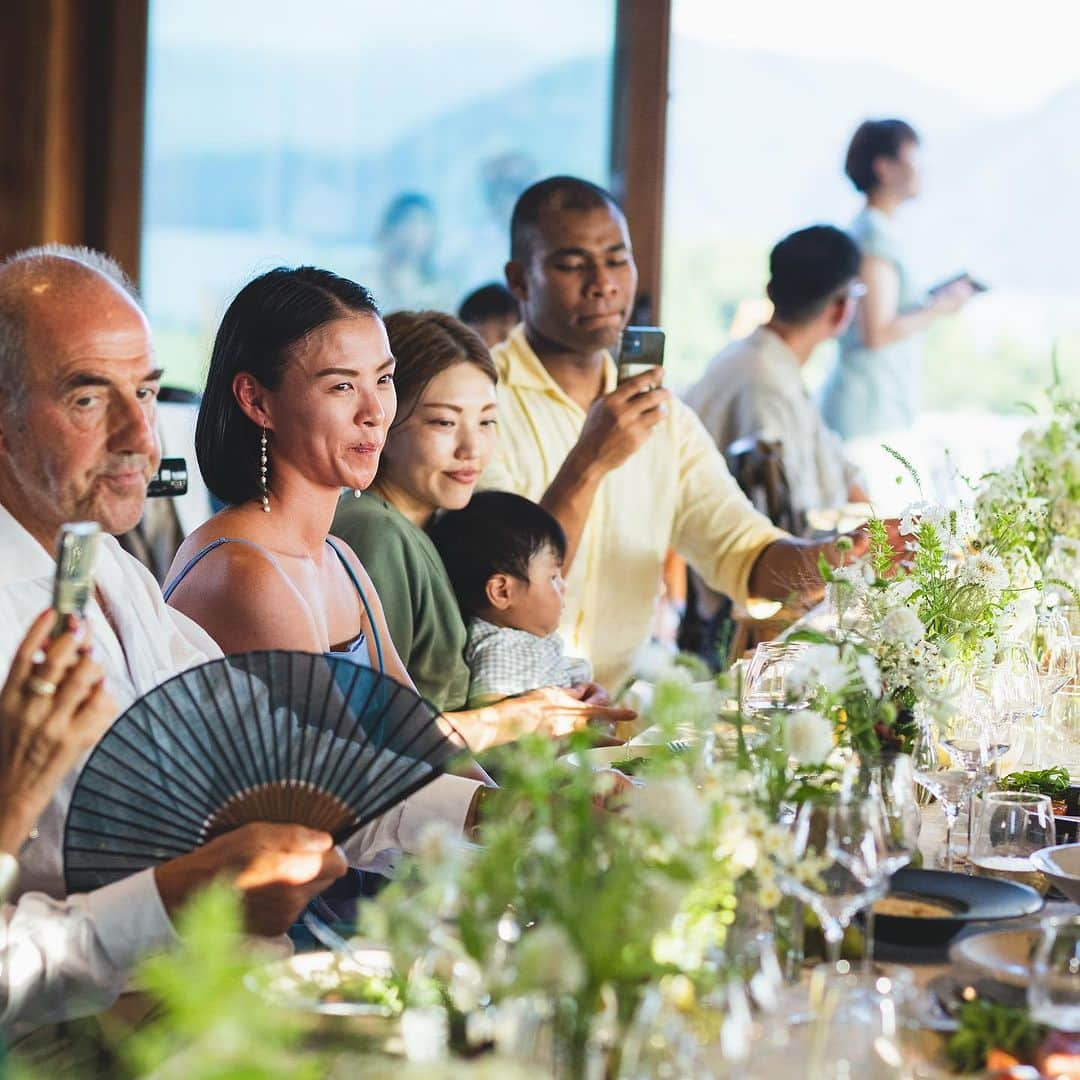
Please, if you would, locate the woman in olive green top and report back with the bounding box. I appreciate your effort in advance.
[330,311,501,711]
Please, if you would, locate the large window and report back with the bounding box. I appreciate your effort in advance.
[662,0,1079,497]
[142,0,616,389]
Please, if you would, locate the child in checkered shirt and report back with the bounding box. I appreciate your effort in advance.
[429,491,598,708]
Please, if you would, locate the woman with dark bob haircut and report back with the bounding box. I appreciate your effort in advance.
[164,268,629,768]
[820,118,974,440]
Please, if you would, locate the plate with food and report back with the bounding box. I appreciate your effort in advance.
[871,868,1043,947]
[249,946,404,1018]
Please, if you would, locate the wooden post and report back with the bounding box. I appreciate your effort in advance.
[609,0,672,323]
[0,0,149,283]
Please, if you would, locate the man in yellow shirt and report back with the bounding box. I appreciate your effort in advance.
[481,176,879,690]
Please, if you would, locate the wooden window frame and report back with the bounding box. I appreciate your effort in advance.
[4,0,674,309]
[610,0,672,323]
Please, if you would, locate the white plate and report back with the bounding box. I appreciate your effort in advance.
[1032,843,1080,902]
[948,928,1038,991]
[805,503,873,534]
[249,945,399,1017]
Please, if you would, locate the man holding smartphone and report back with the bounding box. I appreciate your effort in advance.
[484,177,893,689]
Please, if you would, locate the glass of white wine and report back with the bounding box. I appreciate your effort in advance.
[970,791,1056,893]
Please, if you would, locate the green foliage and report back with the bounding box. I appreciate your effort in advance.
[867,518,895,581]
[881,444,923,495]
[946,999,1045,1073]
[122,885,322,1080]
[998,766,1070,797]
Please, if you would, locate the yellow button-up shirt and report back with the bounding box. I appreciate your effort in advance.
[482,325,787,689]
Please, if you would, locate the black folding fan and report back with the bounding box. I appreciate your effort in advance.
[64,651,461,893]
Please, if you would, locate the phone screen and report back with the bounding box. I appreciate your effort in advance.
[617,326,665,384]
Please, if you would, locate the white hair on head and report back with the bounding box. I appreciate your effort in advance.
[0,244,140,415]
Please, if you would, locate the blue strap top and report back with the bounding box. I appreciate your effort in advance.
[163,537,384,674]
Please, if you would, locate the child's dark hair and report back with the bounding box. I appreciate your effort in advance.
[429,491,567,621]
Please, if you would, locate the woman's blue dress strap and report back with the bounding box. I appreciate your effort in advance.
[163,536,384,674]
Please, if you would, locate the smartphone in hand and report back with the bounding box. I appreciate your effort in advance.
[52,522,102,635]
[617,326,666,385]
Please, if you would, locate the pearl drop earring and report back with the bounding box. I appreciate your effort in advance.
[259,427,270,513]
[353,488,362,499]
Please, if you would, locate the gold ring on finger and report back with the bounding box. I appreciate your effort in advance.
[26,676,58,697]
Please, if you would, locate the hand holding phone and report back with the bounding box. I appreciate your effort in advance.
[927,272,987,312]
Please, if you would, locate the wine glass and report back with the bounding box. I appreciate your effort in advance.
[910,723,986,870]
[970,791,1056,894]
[775,798,881,965]
[742,641,812,715]
[1051,688,1080,774]
[1029,914,1080,1032]
[807,965,914,1080]
[989,641,1040,768]
[841,754,918,967]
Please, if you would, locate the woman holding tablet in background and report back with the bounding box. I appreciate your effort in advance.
[820,118,976,440]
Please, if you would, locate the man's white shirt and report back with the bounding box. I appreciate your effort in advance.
[0,500,478,1034]
[683,325,864,521]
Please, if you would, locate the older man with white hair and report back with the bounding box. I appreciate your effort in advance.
[0,246,463,1036]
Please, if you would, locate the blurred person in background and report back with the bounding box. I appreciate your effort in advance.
[820,119,974,439]
[458,282,520,349]
[373,192,442,314]
[685,224,870,524]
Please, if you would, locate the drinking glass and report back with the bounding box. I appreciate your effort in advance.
[1029,914,1080,1032]
[993,640,1040,755]
[970,791,1056,894]
[774,799,881,965]
[841,753,918,967]
[807,964,914,1080]
[1051,688,1080,773]
[910,723,985,870]
[742,641,812,715]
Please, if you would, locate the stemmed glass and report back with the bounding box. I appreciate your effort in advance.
[775,798,882,965]
[1034,610,1078,765]
[988,641,1040,769]
[910,722,987,870]
[841,754,919,968]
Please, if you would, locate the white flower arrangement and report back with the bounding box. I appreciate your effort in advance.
[973,373,1079,601]
[783,709,835,766]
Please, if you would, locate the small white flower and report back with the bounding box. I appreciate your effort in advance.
[731,835,760,871]
[898,502,926,536]
[629,777,708,839]
[631,640,677,682]
[531,827,558,856]
[887,575,918,602]
[758,882,782,910]
[961,552,1010,593]
[788,644,849,696]
[855,653,883,698]
[784,709,834,765]
[879,607,925,646]
[415,819,459,865]
[515,924,584,995]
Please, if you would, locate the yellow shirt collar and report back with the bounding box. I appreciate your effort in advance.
[497,324,619,408]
